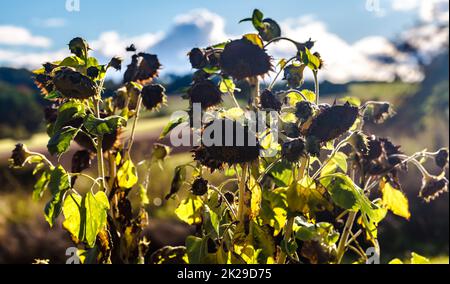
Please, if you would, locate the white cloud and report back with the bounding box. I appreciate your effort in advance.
[0,48,68,69]
[0,26,51,48]
[392,0,421,11]
[391,0,449,23]
[90,31,164,58]
[32,18,67,28]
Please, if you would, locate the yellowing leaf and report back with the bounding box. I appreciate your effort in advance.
[175,195,203,225]
[411,252,431,264]
[389,258,403,264]
[381,181,411,220]
[117,160,138,189]
[243,33,264,48]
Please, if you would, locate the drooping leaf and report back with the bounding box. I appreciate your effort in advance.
[322,174,359,211]
[59,56,85,68]
[243,33,264,49]
[175,194,203,225]
[117,159,138,189]
[267,160,293,187]
[33,170,51,201]
[159,115,189,140]
[47,127,80,156]
[260,187,288,236]
[165,165,187,200]
[411,252,431,264]
[185,236,208,264]
[321,152,348,177]
[219,77,236,94]
[381,180,411,220]
[45,166,71,227]
[83,114,126,136]
[52,101,85,135]
[299,48,321,71]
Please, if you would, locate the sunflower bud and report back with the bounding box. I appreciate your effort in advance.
[282,138,306,163]
[257,19,281,42]
[295,101,313,122]
[435,148,449,169]
[191,177,209,196]
[260,89,282,111]
[420,176,448,203]
[306,104,359,143]
[349,132,369,155]
[284,64,306,88]
[220,38,272,80]
[152,143,171,161]
[141,84,167,111]
[365,102,395,124]
[188,80,223,110]
[68,37,89,58]
[53,67,97,99]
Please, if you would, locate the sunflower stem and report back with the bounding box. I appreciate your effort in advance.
[237,164,248,225]
[127,95,143,157]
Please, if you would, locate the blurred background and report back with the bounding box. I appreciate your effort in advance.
[0,0,448,264]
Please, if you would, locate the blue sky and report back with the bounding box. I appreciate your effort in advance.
[0,0,448,83]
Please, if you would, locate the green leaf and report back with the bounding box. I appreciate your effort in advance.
[381,180,411,220]
[203,205,220,238]
[175,195,203,225]
[166,165,187,200]
[389,258,403,264]
[44,90,63,100]
[44,166,71,227]
[321,174,359,211]
[62,191,110,247]
[260,187,288,236]
[252,9,265,29]
[159,115,188,140]
[321,152,348,177]
[268,160,293,187]
[59,56,85,68]
[33,170,51,201]
[53,101,86,135]
[185,236,208,264]
[299,48,321,71]
[83,191,110,247]
[286,89,316,105]
[117,159,138,189]
[47,127,80,156]
[83,114,126,136]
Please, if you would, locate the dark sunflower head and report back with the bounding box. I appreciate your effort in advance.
[193,119,260,171]
[34,73,54,95]
[188,80,223,109]
[257,19,281,42]
[109,57,123,71]
[191,177,209,196]
[349,132,369,155]
[123,52,161,84]
[260,89,282,111]
[295,101,314,122]
[364,102,395,124]
[282,138,306,163]
[141,84,167,111]
[189,48,209,69]
[9,144,31,168]
[53,67,97,99]
[306,103,359,143]
[435,148,449,169]
[420,176,448,203]
[220,38,272,80]
[71,150,92,174]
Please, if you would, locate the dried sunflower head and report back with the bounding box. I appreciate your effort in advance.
[86,66,100,78]
[34,73,54,95]
[53,67,97,99]
[435,148,449,169]
[189,48,209,69]
[141,84,167,111]
[420,176,448,203]
[9,144,31,168]
[306,103,359,143]
[188,80,223,110]
[123,52,161,84]
[193,119,260,171]
[282,138,306,163]
[109,57,123,71]
[71,150,92,174]
[364,102,395,124]
[220,38,272,80]
[191,177,209,196]
[257,18,281,42]
[295,101,314,122]
[260,89,282,111]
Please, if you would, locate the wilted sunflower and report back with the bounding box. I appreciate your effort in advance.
[359,136,404,177]
[34,73,54,95]
[189,48,209,69]
[69,37,89,58]
[71,150,92,174]
[284,64,306,88]
[435,148,449,169]
[123,52,161,84]
[220,38,272,80]
[306,103,359,143]
[53,67,97,99]
[188,80,223,110]
[257,19,281,42]
[295,101,314,122]
[193,119,260,171]
[419,176,448,203]
[260,89,282,111]
[191,177,209,196]
[282,138,306,163]
[141,84,167,111]
[9,144,31,168]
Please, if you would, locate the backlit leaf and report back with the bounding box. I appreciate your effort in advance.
[117,159,138,189]
[175,195,203,225]
[381,180,411,220]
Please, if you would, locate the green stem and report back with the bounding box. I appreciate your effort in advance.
[313,71,320,105]
[237,164,248,225]
[127,95,143,157]
[336,211,357,264]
